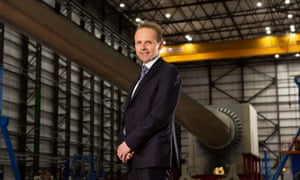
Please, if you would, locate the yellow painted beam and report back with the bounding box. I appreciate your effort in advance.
[160,34,300,63]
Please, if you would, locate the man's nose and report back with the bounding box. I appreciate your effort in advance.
[141,43,148,49]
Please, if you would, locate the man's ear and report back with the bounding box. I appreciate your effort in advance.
[158,41,163,50]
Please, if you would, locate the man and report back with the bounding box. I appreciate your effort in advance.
[117,21,181,180]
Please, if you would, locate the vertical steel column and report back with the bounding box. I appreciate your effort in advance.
[79,69,95,155]
[109,85,115,177]
[56,57,71,178]
[65,60,71,175]
[102,82,118,177]
[90,75,95,154]
[240,62,245,102]
[101,82,113,177]
[79,68,84,154]
[116,89,122,177]
[274,60,282,179]
[19,35,29,178]
[52,53,60,178]
[98,79,104,175]
[33,44,42,175]
[22,39,42,178]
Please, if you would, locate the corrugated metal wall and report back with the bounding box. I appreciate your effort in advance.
[0,23,127,179]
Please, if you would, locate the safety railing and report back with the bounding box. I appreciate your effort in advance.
[40,0,139,64]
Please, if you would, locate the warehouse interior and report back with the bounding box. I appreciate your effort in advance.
[0,0,300,179]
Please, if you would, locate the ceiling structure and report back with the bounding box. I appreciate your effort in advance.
[96,0,300,63]
[105,0,300,46]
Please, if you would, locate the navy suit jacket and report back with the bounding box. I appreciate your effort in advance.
[118,58,181,169]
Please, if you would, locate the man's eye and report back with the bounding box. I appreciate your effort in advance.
[135,41,154,46]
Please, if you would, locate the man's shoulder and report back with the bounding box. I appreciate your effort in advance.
[159,58,179,72]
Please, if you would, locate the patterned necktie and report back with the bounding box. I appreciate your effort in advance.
[131,65,149,98]
[139,65,149,81]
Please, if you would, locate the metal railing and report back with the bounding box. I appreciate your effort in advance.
[41,0,139,64]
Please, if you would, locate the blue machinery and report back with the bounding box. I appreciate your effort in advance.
[66,154,105,180]
[271,128,300,180]
[0,116,22,180]
[262,148,272,180]
[0,66,21,179]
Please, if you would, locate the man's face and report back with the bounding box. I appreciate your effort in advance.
[134,27,163,64]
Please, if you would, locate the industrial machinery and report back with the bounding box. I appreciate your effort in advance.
[183,103,259,179]
[0,116,22,180]
[271,76,300,180]
[66,154,104,180]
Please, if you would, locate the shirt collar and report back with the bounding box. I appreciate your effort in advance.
[143,56,160,69]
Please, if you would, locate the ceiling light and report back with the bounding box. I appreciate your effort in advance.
[119,3,125,8]
[165,13,171,19]
[287,14,293,19]
[265,26,272,35]
[274,54,280,59]
[290,25,296,32]
[135,17,142,23]
[185,35,192,41]
[295,53,300,57]
[285,0,290,4]
[256,1,262,7]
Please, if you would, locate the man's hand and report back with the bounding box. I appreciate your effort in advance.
[117,141,134,163]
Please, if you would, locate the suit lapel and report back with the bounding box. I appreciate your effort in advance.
[126,58,163,109]
[124,78,139,109]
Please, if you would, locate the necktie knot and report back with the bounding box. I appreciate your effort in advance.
[140,65,149,80]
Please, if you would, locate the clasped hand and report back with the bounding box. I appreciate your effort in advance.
[117,141,134,163]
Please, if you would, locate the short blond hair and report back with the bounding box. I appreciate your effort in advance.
[135,21,163,42]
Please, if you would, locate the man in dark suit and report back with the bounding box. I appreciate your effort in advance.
[117,21,181,180]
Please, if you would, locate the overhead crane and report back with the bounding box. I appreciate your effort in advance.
[160,34,300,63]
